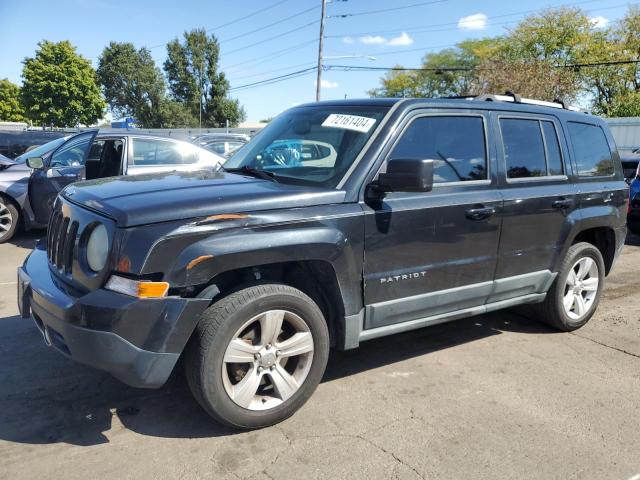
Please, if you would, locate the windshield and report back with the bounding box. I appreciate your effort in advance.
[14,137,68,163]
[225,105,389,188]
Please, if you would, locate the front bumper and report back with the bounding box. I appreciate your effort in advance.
[18,245,210,388]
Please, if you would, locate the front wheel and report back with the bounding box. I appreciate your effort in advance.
[535,242,605,331]
[185,284,329,429]
[0,197,19,244]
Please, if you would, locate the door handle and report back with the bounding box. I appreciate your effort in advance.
[465,206,495,221]
[552,198,573,209]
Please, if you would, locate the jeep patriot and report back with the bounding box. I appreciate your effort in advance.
[18,94,628,428]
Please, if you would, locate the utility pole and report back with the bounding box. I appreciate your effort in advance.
[315,0,327,102]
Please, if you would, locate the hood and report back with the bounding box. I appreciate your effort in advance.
[62,169,346,227]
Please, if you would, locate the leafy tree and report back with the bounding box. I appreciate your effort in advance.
[477,8,592,102]
[21,41,105,127]
[98,42,167,128]
[581,6,640,116]
[164,28,245,127]
[368,39,497,98]
[0,79,25,122]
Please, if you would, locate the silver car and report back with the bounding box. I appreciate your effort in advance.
[0,131,225,243]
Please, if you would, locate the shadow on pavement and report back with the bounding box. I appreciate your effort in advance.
[625,231,640,247]
[0,310,554,447]
[6,230,43,250]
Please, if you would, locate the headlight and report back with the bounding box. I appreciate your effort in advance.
[86,224,109,272]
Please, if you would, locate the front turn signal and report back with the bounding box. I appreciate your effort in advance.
[105,275,170,298]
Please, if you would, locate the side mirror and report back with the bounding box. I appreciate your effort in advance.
[376,158,434,193]
[26,157,45,170]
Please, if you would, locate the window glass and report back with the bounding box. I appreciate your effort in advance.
[49,133,93,167]
[131,138,199,165]
[542,121,563,176]
[389,116,487,183]
[501,118,546,178]
[567,122,614,177]
[225,105,389,187]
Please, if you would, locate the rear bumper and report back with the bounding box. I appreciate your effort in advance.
[18,245,210,388]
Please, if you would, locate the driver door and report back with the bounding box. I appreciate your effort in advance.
[29,131,98,225]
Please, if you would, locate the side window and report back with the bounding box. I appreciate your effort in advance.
[567,122,614,177]
[501,118,565,179]
[50,133,93,167]
[131,138,198,166]
[501,118,546,178]
[389,116,487,183]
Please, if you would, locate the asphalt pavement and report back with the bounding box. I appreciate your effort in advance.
[1,231,639,480]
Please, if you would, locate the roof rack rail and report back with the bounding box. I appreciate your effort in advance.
[459,91,585,113]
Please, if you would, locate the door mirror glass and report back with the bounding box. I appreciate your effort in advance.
[377,158,434,193]
[26,157,44,169]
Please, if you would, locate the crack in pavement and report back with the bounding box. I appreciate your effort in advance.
[569,332,640,360]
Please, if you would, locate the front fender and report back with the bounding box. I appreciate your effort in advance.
[141,205,365,316]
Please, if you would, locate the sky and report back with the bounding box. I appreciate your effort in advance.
[0,0,633,121]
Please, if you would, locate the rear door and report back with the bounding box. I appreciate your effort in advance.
[362,110,503,329]
[493,113,577,301]
[29,131,97,224]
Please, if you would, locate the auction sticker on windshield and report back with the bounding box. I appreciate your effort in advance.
[322,114,377,133]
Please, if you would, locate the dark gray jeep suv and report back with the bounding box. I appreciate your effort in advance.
[18,95,628,429]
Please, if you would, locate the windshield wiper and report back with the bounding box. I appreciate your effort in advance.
[224,166,278,183]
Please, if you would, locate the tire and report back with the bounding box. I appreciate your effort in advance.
[0,196,19,244]
[184,284,330,429]
[535,242,605,331]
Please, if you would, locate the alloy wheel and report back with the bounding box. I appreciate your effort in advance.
[0,200,13,240]
[563,256,599,320]
[222,309,314,411]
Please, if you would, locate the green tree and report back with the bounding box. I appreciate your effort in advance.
[98,42,168,128]
[368,39,497,98]
[0,79,25,122]
[21,41,105,127]
[580,6,640,116]
[478,8,593,102]
[164,28,245,127]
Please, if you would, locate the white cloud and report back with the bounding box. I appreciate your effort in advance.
[358,32,413,47]
[458,13,488,30]
[359,35,387,45]
[387,32,414,47]
[343,36,354,44]
[314,79,339,89]
[590,16,609,29]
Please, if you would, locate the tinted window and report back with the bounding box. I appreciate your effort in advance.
[390,116,487,183]
[501,118,546,178]
[131,138,198,166]
[542,121,563,175]
[567,122,614,177]
[49,133,93,167]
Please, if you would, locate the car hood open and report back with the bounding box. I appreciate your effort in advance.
[62,169,346,227]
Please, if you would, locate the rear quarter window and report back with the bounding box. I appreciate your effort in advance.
[567,122,614,177]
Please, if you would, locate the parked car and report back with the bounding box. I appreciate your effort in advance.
[0,130,67,158]
[0,131,224,242]
[18,95,627,429]
[627,163,640,234]
[192,133,249,158]
[621,154,640,183]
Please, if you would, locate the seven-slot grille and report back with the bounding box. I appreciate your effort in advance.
[47,209,79,274]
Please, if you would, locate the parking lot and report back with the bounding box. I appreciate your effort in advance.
[0,232,638,480]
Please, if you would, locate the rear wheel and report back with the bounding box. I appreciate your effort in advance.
[535,242,605,331]
[185,284,329,429]
[0,197,19,243]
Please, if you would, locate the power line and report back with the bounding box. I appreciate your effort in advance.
[325,0,620,38]
[327,0,447,19]
[230,66,317,91]
[224,39,317,71]
[223,19,319,56]
[219,5,320,44]
[228,62,317,82]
